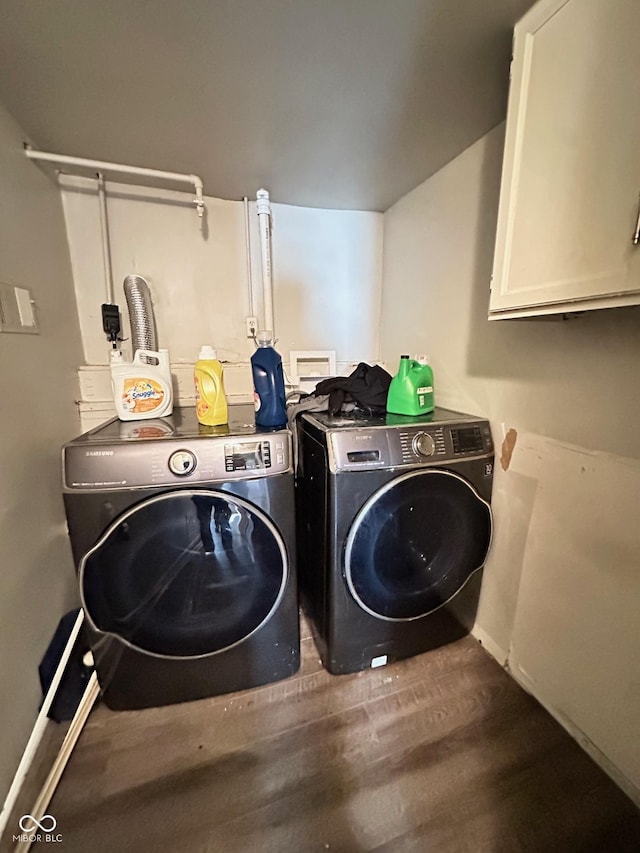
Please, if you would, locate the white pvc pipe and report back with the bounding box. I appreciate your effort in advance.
[14,673,100,853]
[0,609,86,840]
[256,188,274,336]
[243,197,254,316]
[25,148,205,218]
[97,173,114,305]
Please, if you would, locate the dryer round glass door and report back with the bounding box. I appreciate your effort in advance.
[344,469,492,621]
[80,489,288,658]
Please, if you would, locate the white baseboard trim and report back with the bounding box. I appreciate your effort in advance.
[509,666,640,808]
[472,625,640,807]
[471,625,508,667]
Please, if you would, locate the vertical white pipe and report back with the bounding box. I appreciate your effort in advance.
[97,173,114,305]
[256,188,274,336]
[243,197,254,316]
[193,180,205,218]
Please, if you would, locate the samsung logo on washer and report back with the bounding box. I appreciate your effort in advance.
[85,450,115,456]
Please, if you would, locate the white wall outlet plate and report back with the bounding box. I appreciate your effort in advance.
[246,316,258,338]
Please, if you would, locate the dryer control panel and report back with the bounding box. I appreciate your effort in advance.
[64,433,291,490]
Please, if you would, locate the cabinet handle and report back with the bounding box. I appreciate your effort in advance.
[634,194,640,245]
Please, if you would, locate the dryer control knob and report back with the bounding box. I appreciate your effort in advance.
[412,432,436,458]
[168,449,197,476]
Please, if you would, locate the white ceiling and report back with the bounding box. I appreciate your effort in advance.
[0,0,536,211]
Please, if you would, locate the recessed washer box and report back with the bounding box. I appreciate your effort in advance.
[289,350,336,393]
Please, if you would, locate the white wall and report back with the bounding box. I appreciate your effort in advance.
[380,124,640,801]
[60,178,383,391]
[0,104,84,804]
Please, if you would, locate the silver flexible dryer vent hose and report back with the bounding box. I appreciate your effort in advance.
[123,274,158,361]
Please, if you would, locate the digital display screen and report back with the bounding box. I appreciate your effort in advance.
[225,441,269,470]
[451,427,482,454]
[347,450,380,463]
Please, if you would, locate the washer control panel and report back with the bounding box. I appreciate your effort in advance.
[64,432,291,490]
[329,419,493,472]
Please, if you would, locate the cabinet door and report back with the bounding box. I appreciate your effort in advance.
[489,0,640,318]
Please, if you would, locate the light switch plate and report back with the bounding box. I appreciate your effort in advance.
[0,282,39,334]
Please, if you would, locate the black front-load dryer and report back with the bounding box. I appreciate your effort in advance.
[296,407,493,674]
[62,404,300,709]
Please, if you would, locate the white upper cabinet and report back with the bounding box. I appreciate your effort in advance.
[489,0,640,318]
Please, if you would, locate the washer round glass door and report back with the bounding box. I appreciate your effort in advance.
[345,469,492,621]
[80,489,288,658]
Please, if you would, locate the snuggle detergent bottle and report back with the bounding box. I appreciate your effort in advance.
[386,354,434,416]
[110,349,174,421]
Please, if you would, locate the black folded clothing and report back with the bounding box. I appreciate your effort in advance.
[314,362,392,415]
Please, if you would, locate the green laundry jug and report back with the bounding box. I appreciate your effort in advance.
[386,355,434,416]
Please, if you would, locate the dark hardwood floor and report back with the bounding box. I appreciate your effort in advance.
[28,617,640,852]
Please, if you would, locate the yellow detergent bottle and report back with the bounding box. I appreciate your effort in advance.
[110,349,174,421]
[194,346,228,426]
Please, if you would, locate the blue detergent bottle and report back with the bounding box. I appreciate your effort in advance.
[251,331,287,428]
